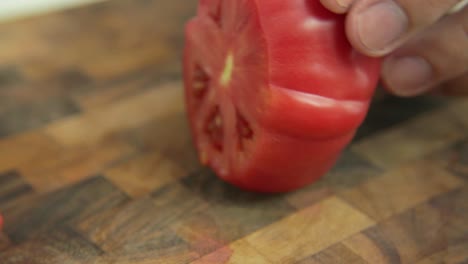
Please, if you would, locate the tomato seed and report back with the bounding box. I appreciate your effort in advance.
[193,64,210,98]
[214,115,222,127]
[193,81,206,90]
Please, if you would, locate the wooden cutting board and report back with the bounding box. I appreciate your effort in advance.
[0,0,467,263]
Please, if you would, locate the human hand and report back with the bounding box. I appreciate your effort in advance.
[320,0,468,96]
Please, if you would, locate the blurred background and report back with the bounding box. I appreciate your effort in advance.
[0,0,105,22]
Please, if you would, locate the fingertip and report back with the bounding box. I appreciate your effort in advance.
[345,0,408,57]
[319,0,353,14]
[382,55,434,97]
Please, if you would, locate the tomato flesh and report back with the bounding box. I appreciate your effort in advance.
[183,0,381,193]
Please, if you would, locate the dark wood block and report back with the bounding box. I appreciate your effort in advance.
[3,176,129,243]
[344,186,468,264]
[0,170,34,208]
[78,183,207,254]
[429,186,468,244]
[0,96,80,138]
[79,198,195,257]
[0,227,103,264]
[177,169,297,255]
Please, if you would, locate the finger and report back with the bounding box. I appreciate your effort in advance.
[346,0,464,56]
[319,0,356,14]
[381,7,468,97]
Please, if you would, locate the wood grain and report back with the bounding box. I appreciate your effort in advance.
[105,151,189,198]
[244,197,375,263]
[0,131,62,172]
[0,227,103,264]
[353,108,466,169]
[3,176,129,243]
[297,243,368,264]
[338,161,463,221]
[190,240,271,264]
[0,0,466,263]
[343,185,468,264]
[20,137,136,192]
[45,81,185,146]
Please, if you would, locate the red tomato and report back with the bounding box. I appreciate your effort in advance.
[0,214,3,230]
[183,0,381,193]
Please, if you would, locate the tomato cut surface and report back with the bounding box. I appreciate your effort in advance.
[183,0,381,193]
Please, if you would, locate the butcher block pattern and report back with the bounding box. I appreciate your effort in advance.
[0,0,467,263]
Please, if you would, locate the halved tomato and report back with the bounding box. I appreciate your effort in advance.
[183,0,381,193]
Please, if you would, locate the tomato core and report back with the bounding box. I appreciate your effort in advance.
[220,53,234,86]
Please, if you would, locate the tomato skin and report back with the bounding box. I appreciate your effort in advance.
[183,0,382,193]
[228,129,356,193]
[257,0,381,101]
[260,85,370,139]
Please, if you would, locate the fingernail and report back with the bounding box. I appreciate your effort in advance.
[384,56,433,96]
[336,0,352,8]
[357,1,408,53]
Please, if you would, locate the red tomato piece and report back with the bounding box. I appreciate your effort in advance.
[183,0,381,193]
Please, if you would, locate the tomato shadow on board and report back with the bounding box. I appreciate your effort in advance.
[353,91,449,142]
[181,167,289,206]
